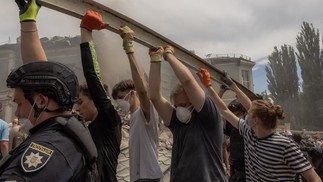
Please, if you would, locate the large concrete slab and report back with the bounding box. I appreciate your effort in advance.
[38,0,257,100]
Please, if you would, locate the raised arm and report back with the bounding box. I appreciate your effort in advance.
[221,73,252,111]
[79,11,109,102]
[196,68,239,128]
[218,85,230,98]
[79,11,120,124]
[16,0,47,63]
[163,46,205,111]
[149,47,173,126]
[119,26,150,120]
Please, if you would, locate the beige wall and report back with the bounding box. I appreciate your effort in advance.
[0,49,16,123]
[206,56,255,104]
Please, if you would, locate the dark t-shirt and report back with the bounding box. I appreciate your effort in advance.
[168,96,227,182]
[0,116,87,181]
[224,120,245,160]
[88,115,121,182]
[81,42,122,182]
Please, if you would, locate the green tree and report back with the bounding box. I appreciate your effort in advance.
[266,45,300,127]
[296,22,323,130]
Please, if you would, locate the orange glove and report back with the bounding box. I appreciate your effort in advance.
[80,10,109,31]
[149,46,164,62]
[196,68,212,87]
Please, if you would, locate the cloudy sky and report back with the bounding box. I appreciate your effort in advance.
[1,0,323,93]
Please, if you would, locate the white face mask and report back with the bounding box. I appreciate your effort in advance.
[19,118,34,134]
[176,105,194,124]
[116,91,132,115]
[116,99,130,115]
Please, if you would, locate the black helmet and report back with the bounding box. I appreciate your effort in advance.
[228,99,246,113]
[7,61,79,111]
[292,133,302,144]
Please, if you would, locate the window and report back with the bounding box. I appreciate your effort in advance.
[241,70,250,89]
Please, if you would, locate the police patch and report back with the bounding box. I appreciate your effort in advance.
[21,142,54,172]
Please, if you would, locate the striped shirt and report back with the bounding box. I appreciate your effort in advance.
[238,118,312,182]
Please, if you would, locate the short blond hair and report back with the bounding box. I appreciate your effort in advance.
[170,83,185,104]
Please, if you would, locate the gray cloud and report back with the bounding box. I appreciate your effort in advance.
[98,0,323,61]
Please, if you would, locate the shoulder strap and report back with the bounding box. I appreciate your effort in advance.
[55,116,99,182]
[55,116,97,167]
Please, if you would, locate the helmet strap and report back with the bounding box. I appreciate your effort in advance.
[24,91,66,117]
[23,91,42,118]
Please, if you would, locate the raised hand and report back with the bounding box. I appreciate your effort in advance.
[196,68,212,87]
[15,0,41,22]
[163,45,175,61]
[149,46,164,63]
[119,25,135,54]
[80,10,109,31]
[221,71,233,86]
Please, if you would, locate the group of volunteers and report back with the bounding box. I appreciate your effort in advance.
[0,0,321,181]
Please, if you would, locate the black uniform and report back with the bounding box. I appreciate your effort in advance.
[0,116,88,181]
[80,42,122,182]
[224,120,246,182]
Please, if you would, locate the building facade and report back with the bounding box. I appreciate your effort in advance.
[205,53,255,104]
[0,36,85,123]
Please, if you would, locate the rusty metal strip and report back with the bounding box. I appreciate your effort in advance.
[38,0,258,100]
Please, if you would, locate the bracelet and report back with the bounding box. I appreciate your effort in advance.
[21,29,38,32]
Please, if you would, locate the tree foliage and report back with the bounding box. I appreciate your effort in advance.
[266,45,299,126]
[296,22,322,83]
[295,22,323,130]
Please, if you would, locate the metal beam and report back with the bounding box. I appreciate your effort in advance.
[38,0,258,100]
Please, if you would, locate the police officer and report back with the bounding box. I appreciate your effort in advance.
[0,0,98,181]
[224,99,247,182]
[0,61,98,181]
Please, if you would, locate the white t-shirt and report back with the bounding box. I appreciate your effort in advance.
[129,102,163,182]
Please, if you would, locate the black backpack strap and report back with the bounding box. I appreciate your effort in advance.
[55,116,97,166]
[55,116,99,182]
